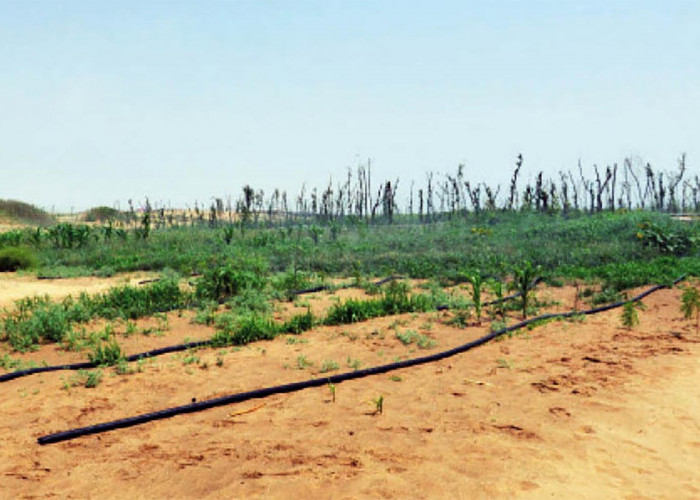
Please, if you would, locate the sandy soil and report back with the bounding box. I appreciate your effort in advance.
[0,277,698,499]
[0,272,157,310]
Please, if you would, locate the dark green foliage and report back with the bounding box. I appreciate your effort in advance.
[47,224,93,249]
[636,221,695,256]
[0,247,37,271]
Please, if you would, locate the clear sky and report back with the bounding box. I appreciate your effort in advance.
[1,0,698,212]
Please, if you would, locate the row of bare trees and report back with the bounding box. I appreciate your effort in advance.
[125,154,696,229]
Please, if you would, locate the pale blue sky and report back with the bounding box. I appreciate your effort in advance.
[1,1,698,212]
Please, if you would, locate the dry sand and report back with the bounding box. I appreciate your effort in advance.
[0,278,698,499]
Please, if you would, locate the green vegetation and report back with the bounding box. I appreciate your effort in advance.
[510,261,542,319]
[620,301,642,329]
[319,359,340,373]
[63,369,103,389]
[372,394,384,415]
[0,247,37,271]
[325,281,435,325]
[0,278,187,352]
[88,340,125,366]
[395,329,436,349]
[465,270,484,324]
[3,172,700,368]
[680,286,700,333]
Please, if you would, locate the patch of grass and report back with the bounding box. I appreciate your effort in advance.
[285,336,309,345]
[211,312,279,347]
[346,357,362,370]
[63,369,103,389]
[282,308,315,334]
[395,329,436,349]
[319,359,340,373]
[296,355,312,370]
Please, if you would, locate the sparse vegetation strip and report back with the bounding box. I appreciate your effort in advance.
[37,276,684,445]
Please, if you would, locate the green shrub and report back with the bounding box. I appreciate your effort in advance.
[0,247,37,271]
[196,259,267,302]
[88,340,124,366]
[1,300,73,351]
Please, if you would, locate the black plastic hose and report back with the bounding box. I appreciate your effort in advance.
[291,275,403,295]
[36,276,684,445]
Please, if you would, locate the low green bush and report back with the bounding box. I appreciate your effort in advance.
[0,247,37,271]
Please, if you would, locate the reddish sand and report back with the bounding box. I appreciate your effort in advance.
[0,277,698,499]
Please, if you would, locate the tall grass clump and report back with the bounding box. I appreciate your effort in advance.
[324,281,434,325]
[211,312,279,346]
[91,279,187,319]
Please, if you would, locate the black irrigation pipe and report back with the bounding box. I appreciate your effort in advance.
[290,275,403,295]
[0,278,536,384]
[37,275,685,445]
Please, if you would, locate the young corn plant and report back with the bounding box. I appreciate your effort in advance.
[510,261,542,319]
[466,271,484,324]
[372,395,384,415]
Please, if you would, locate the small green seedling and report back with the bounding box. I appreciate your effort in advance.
[681,286,700,334]
[373,395,384,415]
[466,271,484,324]
[328,382,336,402]
[620,301,642,329]
[297,355,312,370]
